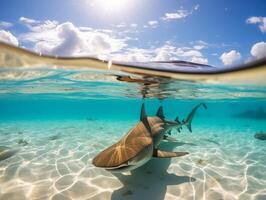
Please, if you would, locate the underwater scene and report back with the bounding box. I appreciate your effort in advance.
[0,1,266,199]
[1,64,266,200]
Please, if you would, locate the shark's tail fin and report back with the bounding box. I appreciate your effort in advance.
[183,103,207,133]
[184,119,192,133]
[201,103,207,109]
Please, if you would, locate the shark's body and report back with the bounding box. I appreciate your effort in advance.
[92,103,206,172]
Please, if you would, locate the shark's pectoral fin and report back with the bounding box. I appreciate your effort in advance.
[153,149,189,158]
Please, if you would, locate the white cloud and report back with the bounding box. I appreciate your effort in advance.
[220,50,241,66]
[112,48,153,62]
[78,26,93,31]
[247,16,262,24]
[123,43,209,64]
[192,40,208,50]
[193,45,205,50]
[30,20,58,32]
[111,43,208,64]
[250,41,266,59]
[0,21,13,29]
[130,23,138,28]
[0,30,19,46]
[148,20,158,27]
[19,16,58,32]
[176,47,208,64]
[19,17,39,25]
[163,10,191,20]
[162,5,199,21]
[246,16,266,33]
[191,56,208,64]
[20,20,127,57]
[154,50,170,61]
[181,49,202,57]
[154,44,176,61]
[116,23,127,28]
[36,22,82,56]
[194,4,200,10]
[17,17,208,64]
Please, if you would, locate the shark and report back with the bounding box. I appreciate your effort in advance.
[92,103,207,172]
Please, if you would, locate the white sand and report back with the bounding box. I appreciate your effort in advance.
[0,119,266,200]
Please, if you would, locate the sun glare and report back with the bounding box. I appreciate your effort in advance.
[93,0,130,12]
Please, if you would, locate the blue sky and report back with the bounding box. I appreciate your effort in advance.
[0,0,265,67]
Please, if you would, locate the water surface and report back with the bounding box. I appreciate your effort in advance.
[0,50,266,200]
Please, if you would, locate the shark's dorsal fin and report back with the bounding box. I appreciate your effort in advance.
[156,106,165,119]
[140,103,151,133]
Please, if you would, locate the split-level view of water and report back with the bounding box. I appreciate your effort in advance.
[0,62,266,200]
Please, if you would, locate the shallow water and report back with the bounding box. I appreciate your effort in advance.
[1,64,266,200]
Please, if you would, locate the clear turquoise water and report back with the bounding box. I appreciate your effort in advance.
[0,67,266,200]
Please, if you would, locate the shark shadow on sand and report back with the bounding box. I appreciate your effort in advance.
[111,141,196,200]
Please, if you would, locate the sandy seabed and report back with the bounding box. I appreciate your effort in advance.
[0,119,266,200]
